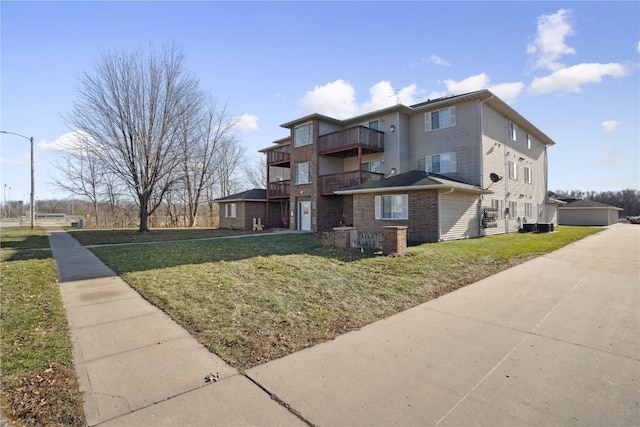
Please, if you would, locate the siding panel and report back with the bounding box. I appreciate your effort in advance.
[440,192,480,241]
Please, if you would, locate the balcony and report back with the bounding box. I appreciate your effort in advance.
[267,180,290,199]
[318,126,384,158]
[319,171,385,195]
[266,147,291,167]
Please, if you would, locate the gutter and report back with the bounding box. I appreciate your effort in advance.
[335,184,492,195]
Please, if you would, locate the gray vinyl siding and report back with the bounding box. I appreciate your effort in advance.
[318,121,341,136]
[439,192,480,241]
[480,104,549,234]
[408,100,481,186]
[559,208,619,226]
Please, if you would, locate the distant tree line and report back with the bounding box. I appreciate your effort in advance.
[550,189,640,217]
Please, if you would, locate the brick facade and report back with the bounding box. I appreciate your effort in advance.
[353,190,439,244]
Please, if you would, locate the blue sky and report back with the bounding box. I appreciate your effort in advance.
[1,1,638,206]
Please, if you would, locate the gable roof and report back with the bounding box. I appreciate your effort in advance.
[560,199,623,210]
[213,188,266,202]
[335,170,491,195]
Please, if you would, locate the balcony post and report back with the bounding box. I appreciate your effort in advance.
[358,146,362,184]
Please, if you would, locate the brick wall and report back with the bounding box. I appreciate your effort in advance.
[218,201,267,230]
[353,189,439,243]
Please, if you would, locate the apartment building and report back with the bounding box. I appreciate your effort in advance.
[220,89,555,243]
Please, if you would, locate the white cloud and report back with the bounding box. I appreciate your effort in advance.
[300,80,423,118]
[428,54,451,67]
[0,154,30,165]
[433,73,524,103]
[601,120,620,132]
[39,131,92,153]
[636,41,640,53]
[300,79,358,118]
[527,9,576,71]
[529,62,629,94]
[234,114,259,133]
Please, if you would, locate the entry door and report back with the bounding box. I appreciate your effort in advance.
[298,201,311,231]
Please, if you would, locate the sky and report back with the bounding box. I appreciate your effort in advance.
[1,1,639,207]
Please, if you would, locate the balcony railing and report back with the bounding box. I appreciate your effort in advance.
[318,126,384,157]
[267,180,290,199]
[266,148,291,166]
[319,171,384,195]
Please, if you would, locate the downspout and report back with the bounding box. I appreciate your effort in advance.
[438,187,455,241]
[544,145,549,223]
[504,119,509,233]
[478,95,493,236]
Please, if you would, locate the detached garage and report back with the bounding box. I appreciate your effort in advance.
[558,199,622,226]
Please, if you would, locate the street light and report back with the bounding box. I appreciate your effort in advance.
[0,130,35,229]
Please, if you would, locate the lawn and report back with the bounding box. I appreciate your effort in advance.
[67,227,261,246]
[0,227,85,426]
[88,226,602,370]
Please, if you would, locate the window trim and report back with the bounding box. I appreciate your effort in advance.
[525,202,533,218]
[362,159,381,173]
[374,194,409,220]
[508,160,518,180]
[524,166,532,184]
[293,122,313,148]
[225,203,237,218]
[426,152,457,174]
[492,199,504,219]
[509,201,518,217]
[294,161,313,185]
[509,121,517,141]
[526,133,532,149]
[425,107,456,131]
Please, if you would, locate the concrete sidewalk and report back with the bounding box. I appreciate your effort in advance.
[248,224,639,426]
[48,225,639,426]
[47,228,302,426]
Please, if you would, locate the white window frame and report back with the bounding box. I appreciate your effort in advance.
[426,152,457,174]
[509,121,517,141]
[293,123,313,148]
[524,166,532,184]
[526,133,532,149]
[525,202,533,218]
[225,203,236,218]
[509,201,518,217]
[375,194,409,220]
[367,120,380,130]
[362,159,381,173]
[425,107,456,131]
[294,161,313,184]
[508,160,518,180]
[492,199,504,219]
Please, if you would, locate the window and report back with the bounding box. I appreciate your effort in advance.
[294,161,313,184]
[509,201,518,217]
[375,194,408,220]
[492,199,504,219]
[362,159,381,173]
[225,203,236,218]
[509,121,517,141]
[425,107,456,131]
[524,166,532,184]
[508,160,518,180]
[367,120,380,130]
[526,133,532,149]
[426,152,457,174]
[525,202,533,218]
[294,123,313,148]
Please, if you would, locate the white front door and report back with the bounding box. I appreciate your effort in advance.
[298,201,311,231]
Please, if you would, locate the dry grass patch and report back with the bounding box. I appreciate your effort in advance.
[89,226,601,371]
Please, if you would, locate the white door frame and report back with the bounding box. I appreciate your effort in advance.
[298,201,311,231]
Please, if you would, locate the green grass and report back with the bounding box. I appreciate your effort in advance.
[0,226,51,250]
[89,226,601,370]
[0,230,85,426]
[67,227,262,246]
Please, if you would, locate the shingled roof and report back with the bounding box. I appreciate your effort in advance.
[562,199,622,210]
[213,188,267,202]
[335,170,490,195]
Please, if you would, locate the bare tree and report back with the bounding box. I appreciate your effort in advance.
[242,154,267,190]
[67,44,204,232]
[216,136,245,198]
[51,134,104,225]
[179,99,239,226]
